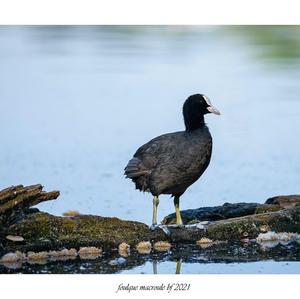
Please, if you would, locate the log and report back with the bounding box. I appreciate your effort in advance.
[0,184,299,257]
[0,184,59,228]
[162,202,282,224]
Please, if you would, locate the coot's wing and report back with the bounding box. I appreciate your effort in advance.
[124,133,179,191]
[149,130,212,195]
[124,129,212,195]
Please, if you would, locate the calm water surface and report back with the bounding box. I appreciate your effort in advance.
[0,26,300,273]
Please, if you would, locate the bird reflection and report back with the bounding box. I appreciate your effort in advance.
[152,259,182,274]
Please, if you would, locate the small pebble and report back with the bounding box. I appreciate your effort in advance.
[6,235,24,242]
[109,257,126,266]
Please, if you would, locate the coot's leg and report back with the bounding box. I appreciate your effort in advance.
[174,195,183,225]
[175,259,182,274]
[151,195,159,228]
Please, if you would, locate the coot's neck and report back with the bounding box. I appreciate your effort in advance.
[184,114,206,131]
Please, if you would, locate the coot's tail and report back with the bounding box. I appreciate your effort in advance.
[124,157,150,192]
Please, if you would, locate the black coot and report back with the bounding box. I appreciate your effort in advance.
[124,94,220,227]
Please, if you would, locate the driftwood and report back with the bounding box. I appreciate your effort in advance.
[0,184,59,227]
[0,184,300,257]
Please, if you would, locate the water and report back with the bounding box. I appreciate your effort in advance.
[0,26,300,274]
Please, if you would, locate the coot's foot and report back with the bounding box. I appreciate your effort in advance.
[159,225,171,236]
[149,224,158,231]
[149,224,171,236]
[165,224,184,229]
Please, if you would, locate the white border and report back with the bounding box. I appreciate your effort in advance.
[0,1,299,298]
[0,0,299,24]
[1,274,299,299]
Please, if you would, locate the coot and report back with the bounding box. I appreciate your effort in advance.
[124,94,220,227]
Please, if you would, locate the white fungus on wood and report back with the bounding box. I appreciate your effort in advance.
[136,241,152,254]
[118,242,130,257]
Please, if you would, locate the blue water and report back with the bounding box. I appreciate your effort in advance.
[120,260,300,274]
[0,26,300,273]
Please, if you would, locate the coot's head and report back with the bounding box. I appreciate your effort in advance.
[183,94,220,131]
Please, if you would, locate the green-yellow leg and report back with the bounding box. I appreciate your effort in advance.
[175,259,182,274]
[152,195,159,226]
[174,195,183,225]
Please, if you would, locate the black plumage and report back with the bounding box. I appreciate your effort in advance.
[124,94,220,226]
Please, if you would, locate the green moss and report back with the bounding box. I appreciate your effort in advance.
[255,204,281,214]
[4,212,154,253]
